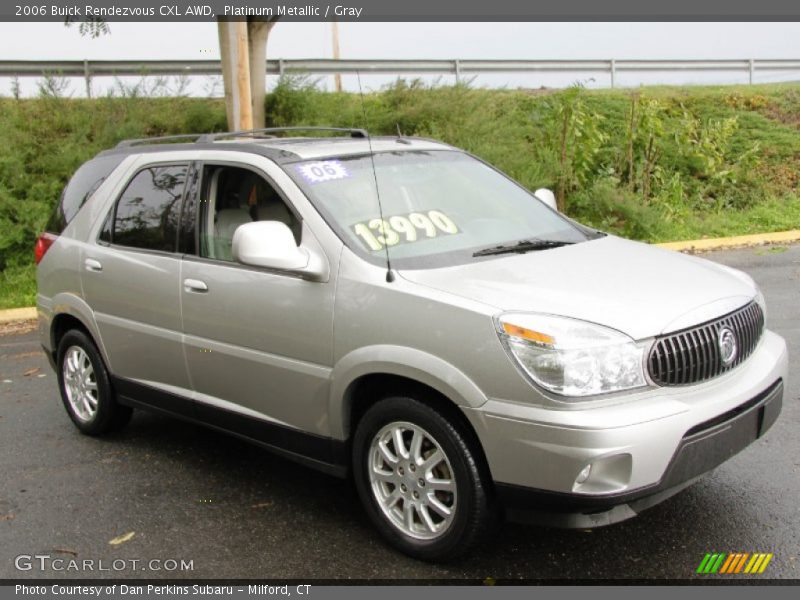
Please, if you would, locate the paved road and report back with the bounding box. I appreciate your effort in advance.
[1,245,798,581]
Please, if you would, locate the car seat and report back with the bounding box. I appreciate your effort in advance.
[214,183,252,261]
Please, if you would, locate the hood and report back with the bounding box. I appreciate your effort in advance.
[398,235,756,340]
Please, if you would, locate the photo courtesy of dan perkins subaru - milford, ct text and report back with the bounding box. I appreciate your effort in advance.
[15,585,311,596]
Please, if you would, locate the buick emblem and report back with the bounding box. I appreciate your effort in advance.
[718,326,738,367]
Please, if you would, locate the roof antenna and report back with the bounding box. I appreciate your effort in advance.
[356,71,394,283]
[395,123,411,145]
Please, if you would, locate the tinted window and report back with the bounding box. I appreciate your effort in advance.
[47,154,126,234]
[112,164,188,252]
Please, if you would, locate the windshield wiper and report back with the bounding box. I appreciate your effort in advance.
[472,238,575,257]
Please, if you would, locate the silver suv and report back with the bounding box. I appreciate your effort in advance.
[36,128,787,560]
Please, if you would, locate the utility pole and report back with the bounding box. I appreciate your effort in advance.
[331,21,342,92]
[235,20,253,129]
[218,19,254,130]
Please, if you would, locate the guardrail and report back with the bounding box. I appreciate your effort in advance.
[2,58,799,96]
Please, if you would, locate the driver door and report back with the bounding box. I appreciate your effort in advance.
[179,161,336,444]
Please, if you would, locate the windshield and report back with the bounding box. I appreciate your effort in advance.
[286,149,591,269]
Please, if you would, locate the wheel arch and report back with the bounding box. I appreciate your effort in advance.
[48,293,110,368]
[329,345,488,442]
[345,372,492,465]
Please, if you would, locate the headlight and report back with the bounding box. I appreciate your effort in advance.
[495,313,648,398]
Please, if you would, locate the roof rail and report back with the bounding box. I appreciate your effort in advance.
[197,126,368,143]
[115,127,369,149]
[115,133,207,148]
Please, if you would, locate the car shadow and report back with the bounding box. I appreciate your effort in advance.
[92,410,773,579]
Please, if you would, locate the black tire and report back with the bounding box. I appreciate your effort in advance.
[56,329,132,435]
[352,394,496,561]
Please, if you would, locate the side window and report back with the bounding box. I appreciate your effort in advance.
[111,164,189,252]
[198,165,301,262]
[47,154,126,234]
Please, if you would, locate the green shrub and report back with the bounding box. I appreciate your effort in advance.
[1,81,799,308]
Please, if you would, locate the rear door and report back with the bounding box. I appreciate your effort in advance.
[81,160,195,400]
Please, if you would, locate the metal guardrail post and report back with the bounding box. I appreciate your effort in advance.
[749,59,755,85]
[610,59,616,88]
[83,59,92,98]
[454,59,461,84]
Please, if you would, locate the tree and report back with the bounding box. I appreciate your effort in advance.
[542,86,606,212]
[64,16,109,38]
[217,18,279,131]
[67,16,278,131]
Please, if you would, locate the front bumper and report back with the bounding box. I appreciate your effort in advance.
[462,329,788,527]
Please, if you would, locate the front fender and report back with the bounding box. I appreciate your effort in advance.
[328,344,488,440]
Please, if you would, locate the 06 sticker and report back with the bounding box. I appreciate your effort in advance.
[295,160,350,184]
[351,210,459,251]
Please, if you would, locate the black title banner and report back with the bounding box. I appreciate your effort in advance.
[5,0,800,22]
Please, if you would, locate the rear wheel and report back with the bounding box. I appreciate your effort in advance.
[352,395,495,560]
[56,330,132,435]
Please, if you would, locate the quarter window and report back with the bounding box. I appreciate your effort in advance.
[47,154,126,234]
[111,164,189,252]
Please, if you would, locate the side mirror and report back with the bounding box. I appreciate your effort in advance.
[232,221,325,280]
[534,188,558,212]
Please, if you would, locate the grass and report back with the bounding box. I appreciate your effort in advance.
[1,79,799,309]
[0,264,37,310]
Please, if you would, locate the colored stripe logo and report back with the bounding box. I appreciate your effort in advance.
[696,553,773,574]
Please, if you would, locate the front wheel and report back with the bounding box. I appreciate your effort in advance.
[352,395,495,560]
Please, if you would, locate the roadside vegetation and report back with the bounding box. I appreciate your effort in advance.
[1,77,799,308]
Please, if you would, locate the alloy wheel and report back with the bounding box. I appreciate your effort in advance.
[367,421,457,540]
[62,345,99,423]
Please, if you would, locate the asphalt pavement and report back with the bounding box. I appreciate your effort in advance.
[1,244,798,581]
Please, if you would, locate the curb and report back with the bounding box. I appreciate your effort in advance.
[1,231,797,325]
[0,307,36,324]
[656,229,800,252]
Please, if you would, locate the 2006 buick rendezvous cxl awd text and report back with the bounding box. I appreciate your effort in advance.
[36,128,787,560]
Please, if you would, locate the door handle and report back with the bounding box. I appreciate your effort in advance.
[84,258,103,272]
[183,278,208,293]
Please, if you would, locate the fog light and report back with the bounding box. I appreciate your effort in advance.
[570,453,632,493]
[575,464,592,485]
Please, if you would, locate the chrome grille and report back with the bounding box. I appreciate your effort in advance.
[648,302,764,386]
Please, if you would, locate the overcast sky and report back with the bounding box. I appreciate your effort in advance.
[2,22,799,95]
